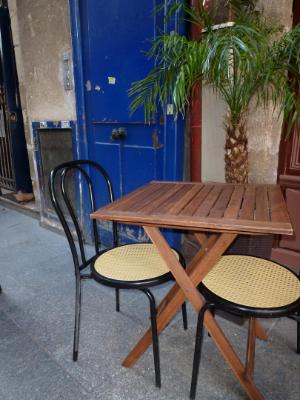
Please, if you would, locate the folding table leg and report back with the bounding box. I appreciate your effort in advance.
[245,317,256,380]
[123,227,265,400]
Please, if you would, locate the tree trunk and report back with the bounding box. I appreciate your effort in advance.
[224,116,248,183]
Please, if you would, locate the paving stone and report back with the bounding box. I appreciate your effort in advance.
[0,206,299,399]
[0,311,89,400]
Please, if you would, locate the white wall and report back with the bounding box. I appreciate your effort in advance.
[201,86,226,182]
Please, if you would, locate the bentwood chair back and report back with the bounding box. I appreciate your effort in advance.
[49,160,187,388]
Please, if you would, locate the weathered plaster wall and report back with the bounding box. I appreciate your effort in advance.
[8,0,75,203]
[202,86,226,182]
[247,0,293,183]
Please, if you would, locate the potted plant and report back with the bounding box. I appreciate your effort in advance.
[129,0,300,183]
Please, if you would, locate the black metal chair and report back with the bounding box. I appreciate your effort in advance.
[49,160,187,388]
[190,255,300,399]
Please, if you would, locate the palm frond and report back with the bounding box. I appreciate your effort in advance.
[129,3,300,132]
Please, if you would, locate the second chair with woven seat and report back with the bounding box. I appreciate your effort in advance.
[49,160,187,389]
[190,255,300,399]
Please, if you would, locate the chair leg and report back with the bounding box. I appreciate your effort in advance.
[190,303,214,400]
[297,308,300,354]
[73,276,82,362]
[115,288,120,312]
[182,301,188,330]
[140,288,161,388]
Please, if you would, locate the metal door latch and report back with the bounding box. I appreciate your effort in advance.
[62,51,73,91]
[111,127,127,140]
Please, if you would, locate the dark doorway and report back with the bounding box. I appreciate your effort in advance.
[0,1,32,196]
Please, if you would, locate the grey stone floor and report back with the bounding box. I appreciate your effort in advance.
[0,205,299,400]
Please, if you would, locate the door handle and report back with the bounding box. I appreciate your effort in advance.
[111,127,127,140]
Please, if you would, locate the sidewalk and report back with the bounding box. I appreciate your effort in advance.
[0,205,299,400]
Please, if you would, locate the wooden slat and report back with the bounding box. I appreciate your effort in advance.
[209,185,234,218]
[224,185,245,219]
[180,185,213,216]
[255,186,270,221]
[137,183,183,214]
[133,183,174,212]
[239,185,256,220]
[166,184,203,215]
[268,185,291,223]
[155,184,198,215]
[194,185,223,217]
[107,181,161,211]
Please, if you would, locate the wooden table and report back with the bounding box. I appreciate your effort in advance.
[91,181,293,400]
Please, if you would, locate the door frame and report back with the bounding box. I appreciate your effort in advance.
[68,0,95,241]
[272,0,300,268]
[68,0,88,162]
[277,0,300,178]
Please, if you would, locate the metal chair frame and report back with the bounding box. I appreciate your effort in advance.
[190,256,300,399]
[49,160,187,388]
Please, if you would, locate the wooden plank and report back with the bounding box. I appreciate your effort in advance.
[224,185,245,219]
[102,181,161,211]
[245,318,256,380]
[255,319,268,341]
[194,185,223,217]
[239,185,256,220]
[91,209,293,235]
[180,185,214,216]
[255,186,270,221]
[166,184,203,215]
[209,185,235,218]
[155,184,199,215]
[194,232,209,248]
[144,226,205,309]
[268,185,291,223]
[137,183,184,214]
[156,234,219,316]
[133,183,175,212]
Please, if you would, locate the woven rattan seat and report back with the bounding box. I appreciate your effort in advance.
[94,244,177,282]
[190,255,300,400]
[202,255,300,309]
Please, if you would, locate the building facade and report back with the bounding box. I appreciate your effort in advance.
[0,0,298,256]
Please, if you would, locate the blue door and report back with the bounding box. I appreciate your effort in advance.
[70,0,185,244]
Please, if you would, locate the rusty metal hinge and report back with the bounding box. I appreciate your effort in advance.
[152,129,163,150]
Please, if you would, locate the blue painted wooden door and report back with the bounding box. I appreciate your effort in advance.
[77,0,184,243]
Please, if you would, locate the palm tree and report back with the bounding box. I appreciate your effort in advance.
[129,1,300,183]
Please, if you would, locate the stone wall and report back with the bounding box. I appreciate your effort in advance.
[247,0,293,183]
[6,0,295,202]
[7,0,76,205]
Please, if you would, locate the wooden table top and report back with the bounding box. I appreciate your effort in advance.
[91,181,293,235]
